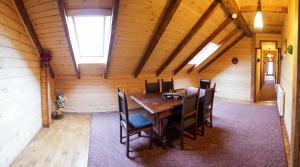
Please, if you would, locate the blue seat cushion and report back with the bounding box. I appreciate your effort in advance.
[129,114,152,129]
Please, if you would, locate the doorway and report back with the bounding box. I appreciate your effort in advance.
[255,41,279,102]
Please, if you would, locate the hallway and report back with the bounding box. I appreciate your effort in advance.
[258,78,277,101]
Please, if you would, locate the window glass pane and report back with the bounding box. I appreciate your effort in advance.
[189,42,220,67]
[74,16,104,57]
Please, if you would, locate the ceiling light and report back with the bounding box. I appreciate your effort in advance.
[231,13,237,19]
[254,0,263,29]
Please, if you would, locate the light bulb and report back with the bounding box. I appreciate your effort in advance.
[254,11,263,29]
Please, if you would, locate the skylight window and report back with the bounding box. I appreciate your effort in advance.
[67,16,111,64]
[189,42,220,67]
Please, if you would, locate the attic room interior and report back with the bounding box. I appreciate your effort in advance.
[1,0,300,166]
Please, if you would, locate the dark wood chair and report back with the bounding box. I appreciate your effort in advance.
[200,79,211,89]
[117,88,153,158]
[177,92,199,150]
[145,79,160,94]
[161,78,174,92]
[198,83,216,136]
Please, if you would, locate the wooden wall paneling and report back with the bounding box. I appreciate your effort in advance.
[219,0,252,37]
[174,17,232,75]
[0,1,43,166]
[40,66,51,127]
[104,0,119,79]
[240,5,288,13]
[64,0,113,10]
[133,0,182,78]
[57,0,80,79]
[199,33,246,73]
[155,0,219,76]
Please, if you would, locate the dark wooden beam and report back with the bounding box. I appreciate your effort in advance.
[219,0,252,37]
[104,0,120,79]
[15,0,55,79]
[174,17,231,75]
[187,27,239,74]
[57,0,80,79]
[156,0,219,76]
[198,33,245,73]
[133,0,182,78]
[240,5,288,13]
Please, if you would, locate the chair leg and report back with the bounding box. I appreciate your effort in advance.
[209,114,213,128]
[149,128,153,149]
[180,129,184,150]
[201,120,205,136]
[126,132,130,158]
[120,126,123,144]
[193,123,197,140]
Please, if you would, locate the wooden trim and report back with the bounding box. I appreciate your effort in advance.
[294,1,300,165]
[67,9,112,16]
[240,5,288,13]
[251,33,256,103]
[174,17,231,75]
[219,0,252,37]
[198,33,246,73]
[57,0,80,79]
[133,0,182,78]
[104,0,120,79]
[188,27,240,74]
[156,0,219,76]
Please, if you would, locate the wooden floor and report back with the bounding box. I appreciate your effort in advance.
[10,114,91,167]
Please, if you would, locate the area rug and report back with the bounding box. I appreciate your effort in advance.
[88,100,287,167]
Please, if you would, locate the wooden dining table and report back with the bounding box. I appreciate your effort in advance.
[130,87,206,147]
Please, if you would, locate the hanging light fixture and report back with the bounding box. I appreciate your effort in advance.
[254,0,263,29]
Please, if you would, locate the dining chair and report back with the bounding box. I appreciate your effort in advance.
[117,88,153,158]
[198,83,216,136]
[200,79,211,89]
[178,92,199,150]
[145,79,160,94]
[161,78,174,92]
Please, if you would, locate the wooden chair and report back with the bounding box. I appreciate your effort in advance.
[145,79,160,94]
[178,92,199,150]
[200,79,211,89]
[117,88,153,158]
[198,83,216,136]
[161,78,174,92]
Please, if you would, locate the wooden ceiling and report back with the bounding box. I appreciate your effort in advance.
[18,0,287,78]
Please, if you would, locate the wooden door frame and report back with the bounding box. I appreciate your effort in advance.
[252,40,280,102]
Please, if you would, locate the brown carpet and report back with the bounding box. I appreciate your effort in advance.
[258,80,276,101]
[88,100,287,167]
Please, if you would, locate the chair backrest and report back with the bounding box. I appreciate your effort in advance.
[200,79,211,89]
[181,92,199,125]
[145,79,160,94]
[117,88,129,129]
[161,78,174,92]
[203,84,216,116]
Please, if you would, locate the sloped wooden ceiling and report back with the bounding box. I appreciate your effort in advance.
[20,0,287,78]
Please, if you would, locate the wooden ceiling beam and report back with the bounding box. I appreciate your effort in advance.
[187,27,240,74]
[174,17,231,75]
[198,33,246,73]
[240,5,288,13]
[156,0,219,76]
[219,0,252,37]
[15,0,54,79]
[133,0,182,78]
[57,0,80,79]
[104,0,120,79]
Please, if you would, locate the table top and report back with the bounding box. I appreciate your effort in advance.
[130,87,205,115]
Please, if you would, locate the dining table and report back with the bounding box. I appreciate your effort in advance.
[130,87,206,147]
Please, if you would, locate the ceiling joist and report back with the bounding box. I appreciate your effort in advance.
[219,0,252,37]
[133,0,182,78]
[174,17,232,75]
[187,27,240,74]
[57,0,80,79]
[15,0,54,79]
[156,0,219,76]
[198,33,246,73]
[240,5,288,13]
[104,0,120,79]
